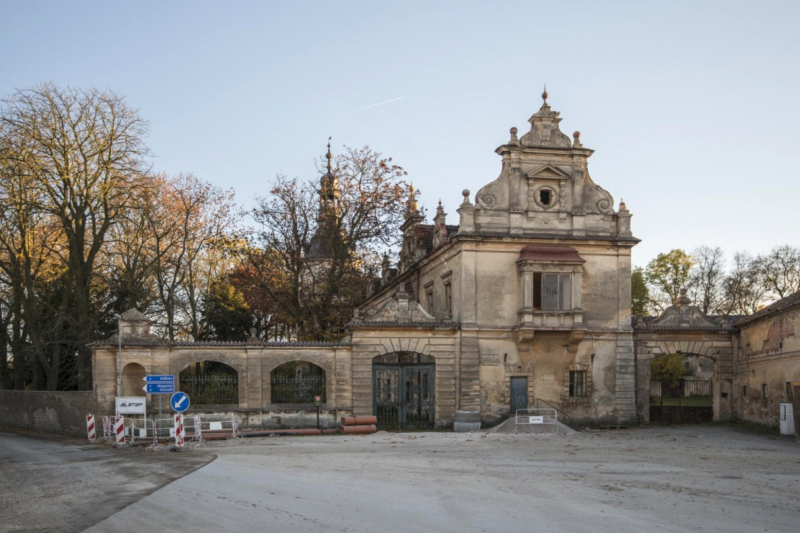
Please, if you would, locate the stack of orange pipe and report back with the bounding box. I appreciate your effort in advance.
[339,416,377,434]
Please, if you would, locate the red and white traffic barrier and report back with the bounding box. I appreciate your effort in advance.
[174,414,185,448]
[231,415,243,439]
[86,414,96,441]
[113,415,125,446]
[192,416,205,448]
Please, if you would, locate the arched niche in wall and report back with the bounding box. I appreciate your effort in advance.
[121,363,147,397]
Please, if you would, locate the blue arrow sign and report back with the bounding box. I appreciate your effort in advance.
[143,375,174,383]
[170,392,190,412]
[143,382,175,394]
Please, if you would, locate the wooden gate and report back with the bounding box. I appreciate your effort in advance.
[372,352,435,430]
[650,379,713,423]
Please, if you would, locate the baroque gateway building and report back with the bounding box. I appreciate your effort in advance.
[91,93,740,428]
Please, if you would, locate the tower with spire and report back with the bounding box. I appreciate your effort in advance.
[308,139,344,261]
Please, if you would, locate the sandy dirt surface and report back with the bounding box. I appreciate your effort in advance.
[78,426,800,533]
[0,428,214,533]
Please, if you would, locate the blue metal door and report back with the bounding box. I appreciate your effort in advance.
[510,377,528,415]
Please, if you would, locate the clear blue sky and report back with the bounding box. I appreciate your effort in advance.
[2,0,798,267]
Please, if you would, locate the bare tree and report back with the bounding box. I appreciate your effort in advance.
[758,245,800,300]
[0,83,149,389]
[688,246,726,314]
[146,173,236,341]
[721,252,768,315]
[239,146,411,341]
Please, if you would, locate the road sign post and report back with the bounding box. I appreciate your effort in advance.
[170,392,190,413]
[315,395,322,430]
[143,375,176,427]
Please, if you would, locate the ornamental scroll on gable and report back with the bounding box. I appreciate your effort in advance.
[356,288,437,323]
[469,91,630,237]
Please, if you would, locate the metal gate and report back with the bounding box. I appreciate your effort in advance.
[650,379,713,423]
[372,352,435,430]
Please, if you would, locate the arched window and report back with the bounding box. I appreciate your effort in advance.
[179,361,238,405]
[270,361,326,404]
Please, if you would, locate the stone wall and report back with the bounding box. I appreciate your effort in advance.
[0,390,96,437]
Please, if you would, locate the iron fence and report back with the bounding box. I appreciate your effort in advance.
[180,374,239,405]
[270,374,326,404]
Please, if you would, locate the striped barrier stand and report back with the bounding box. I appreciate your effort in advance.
[113,415,125,446]
[86,415,96,442]
[102,416,114,443]
[192,416,205,448]
[174,414,185,448]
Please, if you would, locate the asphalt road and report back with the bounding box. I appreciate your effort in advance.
[0,429,213,533]
[80,426,800,533]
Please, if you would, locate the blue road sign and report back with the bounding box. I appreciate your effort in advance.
[143,382,175,394]
[143,375,174,383]
[170,392,190,412]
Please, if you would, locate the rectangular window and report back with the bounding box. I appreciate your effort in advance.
[569,371,586,398]
[444,282,452,316]
[762,383,768,408]
[535,273,573,311]
[787,382,794,403]
[426,289,433,314]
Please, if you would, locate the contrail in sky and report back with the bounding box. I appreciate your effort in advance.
[341,97,403,115]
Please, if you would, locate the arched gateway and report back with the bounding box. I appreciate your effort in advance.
[372,352,435,429]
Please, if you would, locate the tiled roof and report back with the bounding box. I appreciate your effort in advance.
[89,339,353,348]
[348,321,459,329]
[634,314,742,332]
[734,290,800,327]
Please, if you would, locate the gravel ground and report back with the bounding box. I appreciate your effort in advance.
[79,426,800,533]
[0,428,214,533]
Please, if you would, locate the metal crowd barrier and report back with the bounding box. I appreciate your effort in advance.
[514,408,559,433]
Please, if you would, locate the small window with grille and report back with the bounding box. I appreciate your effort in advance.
[569,371,586,398]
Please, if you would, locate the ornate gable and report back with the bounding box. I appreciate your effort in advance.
[357,288,437,324]
[466,89,634,239]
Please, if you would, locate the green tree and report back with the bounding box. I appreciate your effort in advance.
[651,353,686,387]
[645,249,695,312]
[199,281,253,341]
[631,267,650,316]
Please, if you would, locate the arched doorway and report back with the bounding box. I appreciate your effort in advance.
[179,361,239,406]
[372,352,435,429]
[649,353,714,423]
[121,363,146,397]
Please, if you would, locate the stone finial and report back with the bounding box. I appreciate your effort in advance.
[542,84,548,104]
[247,327,260,344]
[381,253,391,282]
[572,130,582,147]
[616,197,632,236]
[674,288,692,307]
[509,127,519,144]
[458,189,475,232]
